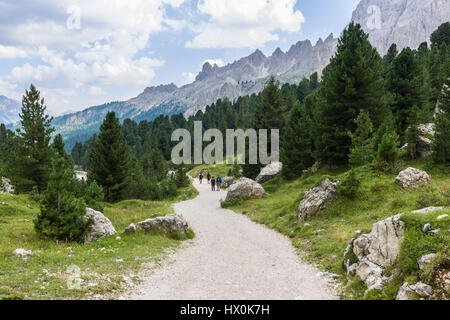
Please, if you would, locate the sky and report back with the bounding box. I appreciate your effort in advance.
[0,0,360,115]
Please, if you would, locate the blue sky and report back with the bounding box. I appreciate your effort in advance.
[0,0,360,114]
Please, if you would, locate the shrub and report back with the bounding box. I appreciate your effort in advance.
[34,156,92,242]
[84,181,104,212]
[339,169,360,198]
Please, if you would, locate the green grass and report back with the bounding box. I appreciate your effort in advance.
[188,163,233,179]
[0,184,198,300]
[218,160,449,299]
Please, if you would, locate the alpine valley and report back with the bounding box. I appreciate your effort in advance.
[3,0,450,150]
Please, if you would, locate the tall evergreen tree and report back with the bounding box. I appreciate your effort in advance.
[281,101,314,179]
[315,22,385,165]
[430,22,450,48]
[387,48,432,133]
[433,78,450,164]
[243,76,283,178]
[52,134,73,168]
[89,112,131,202]
[9,84,54,192]
[348,110,374,167]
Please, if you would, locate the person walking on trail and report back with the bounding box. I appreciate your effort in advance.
[207,172,211,184]
[199,173,203,184]
[211,177,216,191]
[216,176,222,191]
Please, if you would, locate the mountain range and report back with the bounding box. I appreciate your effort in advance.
[2,0,449,150]
[0,95,21,125]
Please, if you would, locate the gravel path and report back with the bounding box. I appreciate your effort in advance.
[125,179,335,300]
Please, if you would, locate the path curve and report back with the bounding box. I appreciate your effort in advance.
[125,179,335,300]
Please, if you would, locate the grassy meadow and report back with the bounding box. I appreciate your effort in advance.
[0,184,198,300]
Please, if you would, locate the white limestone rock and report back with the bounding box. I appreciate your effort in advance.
[298,179,340,222]
[84,208,117,244]
[396,167,430,188]
[255,161,283,184]
[225,178,265,202]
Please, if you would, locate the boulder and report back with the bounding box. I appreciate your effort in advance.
[1,177,15,194]
[417,123,435,158]
[124,223,137,234]
[221,176,234,188]
[84,208,117,244]
[396,282,433,300]
[345,214,406,289]
[417,253,436,270]
[225,178,265,202]
[395,167,430,188]
[298,179,340,222]
[129,214,189,234]
[255,161,283,184]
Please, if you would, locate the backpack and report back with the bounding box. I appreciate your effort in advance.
[217,177,221,183]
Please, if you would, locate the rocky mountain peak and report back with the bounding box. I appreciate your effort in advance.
[351,0,450,55]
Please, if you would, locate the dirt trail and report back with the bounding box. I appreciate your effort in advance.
[124,179,335,300]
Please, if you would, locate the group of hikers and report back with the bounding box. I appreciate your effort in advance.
[198,172,222,191]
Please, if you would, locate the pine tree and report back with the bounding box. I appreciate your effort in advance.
[174,164,190,188]
[405,105,421,160]
[281,101,314,179]
[387,48,432,133]
[433,78,450,164]
[348,110,374,167]
[430,22,450,48]
[52,134,73,169]
[243,76,283,178]
[84,181,104,212]
[35,154,90,242]
[10,84,54,192]
[89,112,131,202]
[315,22,385,165]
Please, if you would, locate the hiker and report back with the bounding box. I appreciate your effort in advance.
[211,176,216,191]
[207,172,211,184]
[199,173,203,184]
[216,176,222,191]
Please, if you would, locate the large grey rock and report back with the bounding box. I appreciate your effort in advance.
[255,161,283,184]
[84,208,117,244]
[225,178,265,202]
[417,253,437,270]
[298,179,340,222]
[221,176,234,188]
[396,167,430,188]
[1,177,15,194]
[345,214,406,289]
[132,214,189,234]
[396,282,433,300]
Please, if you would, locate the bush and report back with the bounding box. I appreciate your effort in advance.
[84,181,104,212]
[34,156,92,243]
[339,169,360,198]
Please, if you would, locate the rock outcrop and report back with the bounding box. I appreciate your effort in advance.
[395,167,430,188]
[1,177,15,194]
[298,179,340,222]
[351,0,450,56]
[225,178,265,202]
[417,253,437,270]
[84,208,117,244]
[221,177,234,188]
[345,214,405,291]
[13,249,33,257]
[125,214,189,234]
[255,161,283,184]
[396,282,433,300]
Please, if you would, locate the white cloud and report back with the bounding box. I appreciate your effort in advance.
[203,58,225,67]
[0,0,184,110]
[0,45,28,58]
[181,71,197,85]
[186,0,305,48]
[89,86,106,96]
